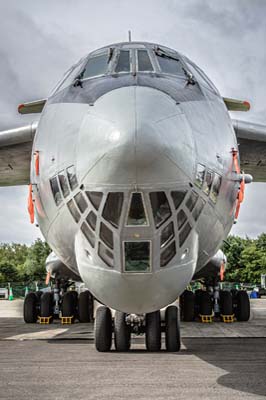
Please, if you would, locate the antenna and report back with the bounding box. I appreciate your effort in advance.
[128,30,132,42]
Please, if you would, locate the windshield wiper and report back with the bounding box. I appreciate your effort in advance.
[182,67,196,85]
[155,46,180,62]
[73,68,85,88]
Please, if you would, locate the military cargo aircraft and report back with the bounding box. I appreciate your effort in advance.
[1,41,265,351]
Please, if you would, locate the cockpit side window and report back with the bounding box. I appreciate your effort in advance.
[82,52,109,79]
[195,164,205,189]
[102,192,124,228]
[202,170,213,196]
[115,50,130,73]
[210,173,222,203]
[155,51,184,76]
[50,177,62,206]
[66,166,78,191]
[52,58,86,95]
[137,50,153,72]
[149,192,171,228]
[185,59,219,94]
[58,172,70,198]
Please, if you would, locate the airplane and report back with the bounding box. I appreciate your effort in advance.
[1,41,265,352]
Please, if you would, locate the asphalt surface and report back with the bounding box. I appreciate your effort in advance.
[0,300,266,399]
[1,338,266,400]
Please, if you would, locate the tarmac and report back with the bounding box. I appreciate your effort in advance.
[0,299,266,399]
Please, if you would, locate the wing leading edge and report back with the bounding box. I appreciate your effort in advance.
[0,122,37,186]
[233,119,266,182]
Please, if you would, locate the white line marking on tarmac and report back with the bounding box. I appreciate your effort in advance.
[6,329,68,340]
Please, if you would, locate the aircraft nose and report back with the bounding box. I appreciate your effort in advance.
[77,86,195,186]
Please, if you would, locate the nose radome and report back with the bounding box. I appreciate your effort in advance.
[76,86,195,186]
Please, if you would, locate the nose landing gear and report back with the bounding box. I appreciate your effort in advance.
[94,305,181,352]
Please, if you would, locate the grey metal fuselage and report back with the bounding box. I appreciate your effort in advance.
[31,42,238,313]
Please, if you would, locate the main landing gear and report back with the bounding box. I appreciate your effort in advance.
[23,280,94,324]
[94,305,181,352]
[180,283,250,322]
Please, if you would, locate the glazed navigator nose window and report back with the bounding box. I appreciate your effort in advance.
[124,242,151,272]
[126,192,148,226]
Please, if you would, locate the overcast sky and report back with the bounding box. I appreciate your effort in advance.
[0,0,265,244]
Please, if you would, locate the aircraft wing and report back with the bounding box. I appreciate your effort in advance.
[0,122,37,186]
[232,119,266,182]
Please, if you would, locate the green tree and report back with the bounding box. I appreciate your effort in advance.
[222,235,246,282]
[240,243,266,284]
[0,260,18,282]
[23,239,51,282]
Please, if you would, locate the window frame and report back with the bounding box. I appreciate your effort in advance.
[123,240,152,273]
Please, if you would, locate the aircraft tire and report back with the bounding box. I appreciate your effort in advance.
[62,291,76,318]
[70,290,78,304]
[165,305,181,352]
[35,291,43,301]
[40,292,54,320]
[181,290,195,321]
[114,311,131,352]
[194,289,203,317]
[78,291,92,322]
[220,290,233,316]
[236,290,250,321]
[145,311,161,351]
[199,291,212,315]
[24,292,38,323]
[95,306,112,352]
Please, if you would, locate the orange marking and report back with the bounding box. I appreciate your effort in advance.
[231,149,245,220]
[232,149,240,174]
[34,151,40,176]
[243,101,251,110]
[18,104,24,113]
[220,262,225,281]
[27,184,34,224]
[45,271,51,285]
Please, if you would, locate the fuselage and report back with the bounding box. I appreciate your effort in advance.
[31,42,239,313]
